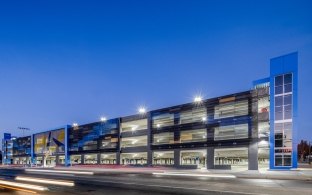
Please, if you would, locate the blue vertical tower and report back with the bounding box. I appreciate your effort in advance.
[269,52,298,169]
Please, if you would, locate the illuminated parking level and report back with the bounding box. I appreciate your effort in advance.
[2,53,298,171]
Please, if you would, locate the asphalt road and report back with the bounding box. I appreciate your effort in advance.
[0,168,311,195]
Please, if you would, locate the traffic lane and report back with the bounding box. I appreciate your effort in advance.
[9,172,311,195]
[1,169,312,195]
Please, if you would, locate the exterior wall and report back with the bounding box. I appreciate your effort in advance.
[269,52,298,169]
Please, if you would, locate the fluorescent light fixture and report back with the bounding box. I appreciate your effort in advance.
[202,117,207,122]
[156,124,161,128]
[15,176,74,187]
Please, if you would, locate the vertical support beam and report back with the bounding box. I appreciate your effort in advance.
[31,134,35,165]
[116,118,121,165]
[174,149,180,167]
[64,125,70,167]
[147,112,153,166]
[81,154,85,165]
[97,153,101,164]
[248,140,258,170]
[207,147,214,169]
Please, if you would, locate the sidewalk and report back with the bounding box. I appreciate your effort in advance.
[49,165,312,181]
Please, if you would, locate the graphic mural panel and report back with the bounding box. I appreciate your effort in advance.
[34,128,65,155]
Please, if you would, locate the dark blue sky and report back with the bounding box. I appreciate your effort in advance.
[0,0,311,142]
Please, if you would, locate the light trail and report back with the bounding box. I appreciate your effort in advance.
[0,179,48,191]
[152,172,236,178]
[25,169,94,175]
[0,184,37,194]
[16,176,75,186]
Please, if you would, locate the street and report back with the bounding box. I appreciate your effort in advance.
[0,168,311,195]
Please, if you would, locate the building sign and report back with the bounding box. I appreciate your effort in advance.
[4,133,11,140]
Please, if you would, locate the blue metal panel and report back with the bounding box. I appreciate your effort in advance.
[269,52,298,169]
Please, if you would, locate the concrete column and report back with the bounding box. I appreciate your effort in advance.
[81,154,85,165]
[174,149,180,167]
[207,147,214,169]
[117,117,121,165]
[248,140,258,170]
[56,155,60,166]
[97,153,101,164]
[147,112,153,166]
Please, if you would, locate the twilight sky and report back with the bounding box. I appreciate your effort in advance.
[0,0,311,142]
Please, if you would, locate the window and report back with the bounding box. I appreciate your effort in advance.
[121,119,147,132]
[152,113,174,128]
[153,151,174,165]
[153,132,174,145]
[275,76,283,86]
[214,123,248,140]
[214,100,248,119]
[180,129,207,143]
[180,107,206,124]
[273,73,293,167]
[100,153,116,164]
[121,152,147,165]
[121,136,147,148]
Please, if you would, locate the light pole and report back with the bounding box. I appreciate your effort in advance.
[18,127,30,137]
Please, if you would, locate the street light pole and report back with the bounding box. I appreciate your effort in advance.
[18,127,30,137]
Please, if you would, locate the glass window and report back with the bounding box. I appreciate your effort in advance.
[284,105,292,119]
[275,155,283,166]
[152,113,174,128]
[275,86,283,95]
[214,123,248,140]
[284,95,292,105]
[275,76,283,86]
[214,100,248,119]
[284,74,292,84]
[275,96,283,106]
[284,84,292,93]
[121,119,147,132]
[284,155,292,166]
[180,107,206,124]
[180,129,207,143]
[275,106,283,121]
[153,132,174,145]
[121,136,147,148]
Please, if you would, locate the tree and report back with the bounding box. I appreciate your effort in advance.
[297,140,310,162]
